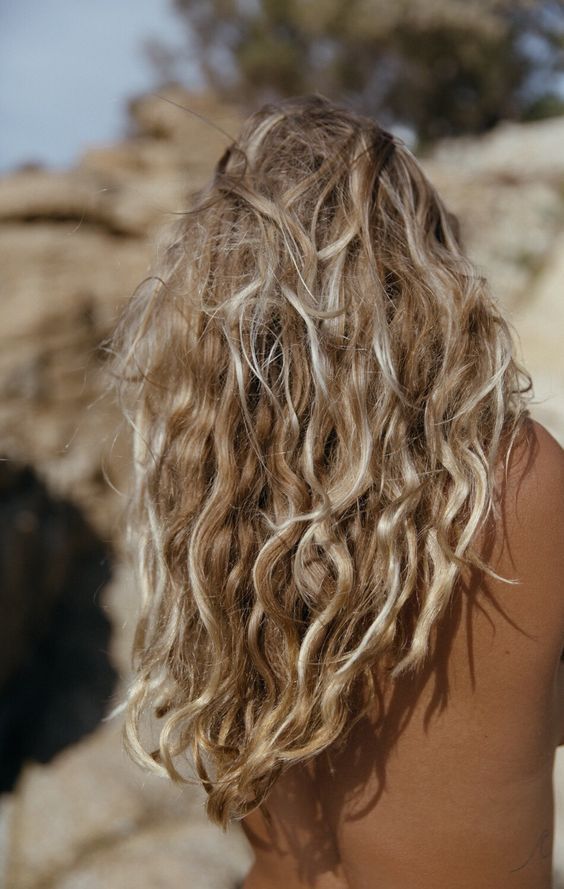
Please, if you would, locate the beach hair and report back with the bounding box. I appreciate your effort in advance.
[110,93,532,826]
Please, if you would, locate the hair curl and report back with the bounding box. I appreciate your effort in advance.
[110,93,533,827]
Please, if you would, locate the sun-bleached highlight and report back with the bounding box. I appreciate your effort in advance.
[109,94,533,827]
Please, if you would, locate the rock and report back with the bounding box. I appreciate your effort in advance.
[1,719,251,889]
[0,221,143,528]
[512,232,564,442]
[0,162,206,241]
[54,820,251,889]
[430,115,564,182]
[126,84,242,148]
[423,130,564,313]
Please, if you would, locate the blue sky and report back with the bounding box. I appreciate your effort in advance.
[0,0,201,172]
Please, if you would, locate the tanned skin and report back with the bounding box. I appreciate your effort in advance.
[241,418,564,888]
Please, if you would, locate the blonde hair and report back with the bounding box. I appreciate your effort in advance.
[110,94,532,826]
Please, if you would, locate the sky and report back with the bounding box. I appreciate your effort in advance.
[2,1,563,175]
[0,0,201,173]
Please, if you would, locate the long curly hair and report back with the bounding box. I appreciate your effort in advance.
[110,93,533,826]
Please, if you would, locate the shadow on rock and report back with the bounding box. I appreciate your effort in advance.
[0,459,117,793]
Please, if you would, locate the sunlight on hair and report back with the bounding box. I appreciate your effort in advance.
[109,93,533,827]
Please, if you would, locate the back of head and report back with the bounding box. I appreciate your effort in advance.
[111,93,532,826]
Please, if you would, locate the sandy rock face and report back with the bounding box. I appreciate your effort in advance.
[422,119,564,404]
[0,86,563,889]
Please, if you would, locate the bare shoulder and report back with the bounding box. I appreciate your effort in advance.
[487,416,564,649]
[499,418,564,562]
[502,417,564,516]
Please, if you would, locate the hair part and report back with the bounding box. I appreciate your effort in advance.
[110,93,533,826]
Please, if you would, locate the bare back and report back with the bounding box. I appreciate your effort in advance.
[241,419,564,889]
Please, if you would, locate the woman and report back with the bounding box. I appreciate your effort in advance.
[111,94,564,888]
